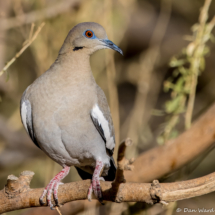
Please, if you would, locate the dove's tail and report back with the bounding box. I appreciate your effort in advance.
[75,156,116,181]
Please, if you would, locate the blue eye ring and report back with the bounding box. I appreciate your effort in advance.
[84,30,96,39]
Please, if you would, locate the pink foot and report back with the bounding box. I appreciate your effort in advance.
[39,166,70,209]
[87,160,104,203]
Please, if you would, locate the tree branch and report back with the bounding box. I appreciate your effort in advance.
[2,169,215,213]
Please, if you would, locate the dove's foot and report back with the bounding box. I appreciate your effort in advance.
[87,160,104,203]
[39,166,70,209]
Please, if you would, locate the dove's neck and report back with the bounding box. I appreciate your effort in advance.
[50,51,95,86]
[58,51,91,71]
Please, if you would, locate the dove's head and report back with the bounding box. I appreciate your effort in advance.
[59,22,123,56]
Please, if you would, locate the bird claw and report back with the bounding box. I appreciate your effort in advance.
[50,205,55,210]
[88,160,104,203]
[39,189,47,206]
[87,183,93,201]
[55,198,59,206]
[39,166,70,209]
[87,178,103,202]
[39,198,45,205]
[99,197,104,205]
[45,181,60,209]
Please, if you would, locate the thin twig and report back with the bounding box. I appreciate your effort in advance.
[185,0,212,129]
[28,23,35,41]
[56,207,63,215]
[0,22,45,76]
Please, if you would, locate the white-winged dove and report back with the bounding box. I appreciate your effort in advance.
[20,22,123,209]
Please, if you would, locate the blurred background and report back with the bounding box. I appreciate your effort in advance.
[0,0,215,214]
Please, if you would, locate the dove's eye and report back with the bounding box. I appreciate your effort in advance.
[85,30,93,38]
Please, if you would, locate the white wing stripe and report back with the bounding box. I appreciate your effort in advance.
[21,101,29,134]
[91,104,115,150]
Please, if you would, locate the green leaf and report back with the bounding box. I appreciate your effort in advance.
[169,57,186,67]
[165,95,185,114]
[174,77,185,93]
[165,97,180,113]
[178,66,188,75]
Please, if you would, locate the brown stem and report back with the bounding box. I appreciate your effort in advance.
[185,0,212,129]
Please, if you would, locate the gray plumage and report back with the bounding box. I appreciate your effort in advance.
[21,62,113,175]
[20,22,123,207]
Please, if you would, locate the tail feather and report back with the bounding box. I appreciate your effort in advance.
[75,166,92,180]
[104,156,116,181]
[75,157,116,181]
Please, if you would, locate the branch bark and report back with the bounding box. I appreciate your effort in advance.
[1,169,215,213]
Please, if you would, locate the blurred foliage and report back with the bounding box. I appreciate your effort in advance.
[158,0,215,144]
[0,0,215,214]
